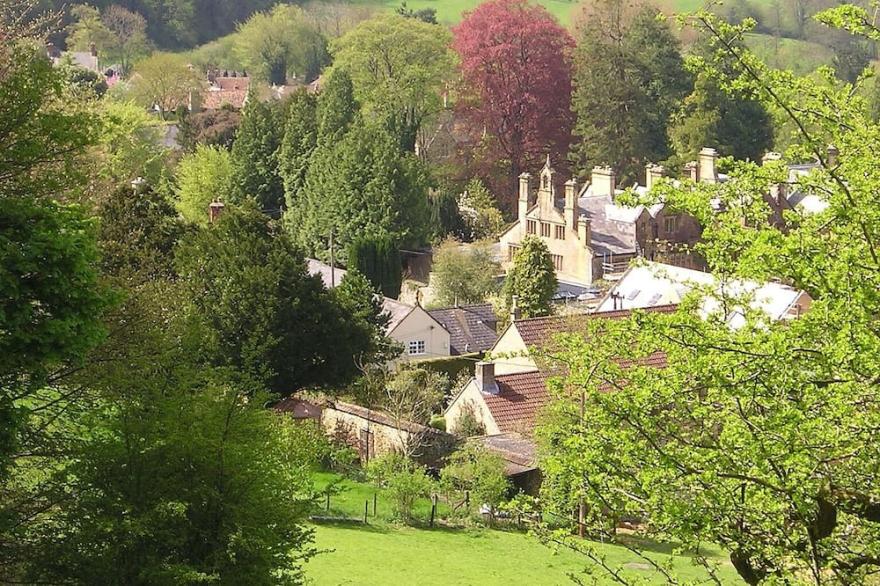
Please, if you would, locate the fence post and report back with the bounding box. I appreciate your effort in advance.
[373,492,378,517]
[326,493,330,512]
[364,500,369,524]
[465,490,470,512]
[430,494,437,528]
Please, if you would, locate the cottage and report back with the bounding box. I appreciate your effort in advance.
[426,303,499,356]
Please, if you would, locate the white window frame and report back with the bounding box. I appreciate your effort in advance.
[408,340,426,356]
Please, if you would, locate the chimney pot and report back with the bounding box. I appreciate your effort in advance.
[698,147,718,184]
[590,166,616,198]
[510,295,521,321]
[209,200,225,224]
[475,361,498,395]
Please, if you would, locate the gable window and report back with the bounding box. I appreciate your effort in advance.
[664,215,679,234]
[551,254,563,271]
[555,225,565,239]
[527,220,537,234]
[408,340,426,355]
[540,222,551,237]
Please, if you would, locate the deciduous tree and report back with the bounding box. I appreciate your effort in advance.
[431,237,500,306]
[175,143,232,224]
[129,52,202,119]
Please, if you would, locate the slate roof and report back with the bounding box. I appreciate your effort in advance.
[427,304,498,355]
[274,397,322,420]
[306,258,347,289]
[473,433,537,475]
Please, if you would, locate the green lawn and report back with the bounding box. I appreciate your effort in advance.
[306,472,744,585]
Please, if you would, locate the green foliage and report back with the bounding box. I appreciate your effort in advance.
[175,143,233,224]
[571,2,691,181]
[175,204,368,393]
[539,10,880,583]
[234,5,329,84]
[502,235,556,318]
[333,269,397,364]
[347,235,403,298]
[331,13,454,151]
[430,237,500,306]
[366,453,435,523]
[279,89,318,211]
[67,4,149,74]
[129,52,202,118]
[177,107,241,151]
[96,100,170,185]
[229,94,284,211]
[316,68,358,140]
[452,402,486,438]
[459,178,505,241]
[440,443,510,514]
[384,366,448,426]
[290,117,431,263]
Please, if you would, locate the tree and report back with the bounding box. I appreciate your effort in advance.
[396,1,437,24]
[175,143,233,224]
[537,8,880,584]
[96,100,170,185]
[234,5,329,84]
[459,178,505,241]
[289,117,431,263]
[431,237,500,306]
[316,67,358,140]
[175,204,369,393]
[570,0,691,181]
[66,5,118,60]
[502,236,555,318]
[93,5,150,74]
[229,94,284,211]
[333,269,397,365]
[347,235,403,299]
[453,0,574,207]
[279,89,318,210]
[129,52,202,119]
[332,13,454,151]
[366,453,434,523]
[441,443,510,516]
[177,107,241,151]
[670,70,774,163]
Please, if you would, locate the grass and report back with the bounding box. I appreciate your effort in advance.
[745,33,834,76]
[306,472,744,585]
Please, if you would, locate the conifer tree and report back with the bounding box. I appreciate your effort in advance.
[316,68,358,141]
[229,91,284,211]
[503,236,556,318]
[279,89,318,211]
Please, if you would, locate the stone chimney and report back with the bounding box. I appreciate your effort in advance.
[475,361,498,395]
[578,215,591,248]
[209,200,225,224]
[564,179,578,229]
[509,295,521,321]
[683,161,698,182]
[645,164,664,191]
[698,147,718,183]
[762,151,782,165]
[518,172,532,233]
[827,144,839,167]
[591,166,616,198]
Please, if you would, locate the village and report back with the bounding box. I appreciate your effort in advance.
[5,0,880,584]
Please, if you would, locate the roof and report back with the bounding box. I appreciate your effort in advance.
[595,262,807,326]
[274,397,322,420]
[427,304,498,355]
[307,258,347,289]
[327,400,443,436]
[512,305,679,350]
[482,371,550,434]
[202,88,248,110]
[576,183,650,256]
[472,433,537,475]
[382,297,415,332]
[213,76,250,91]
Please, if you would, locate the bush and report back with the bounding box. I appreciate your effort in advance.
[441,443,510,520]
[429,414,447,431]
[453,403,486,438]
[367,453,435,523]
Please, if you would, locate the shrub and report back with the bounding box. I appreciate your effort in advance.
[367,453,434,523]
[441,443,510,521]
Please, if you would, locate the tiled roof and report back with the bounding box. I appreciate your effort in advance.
[382,297,415,332]
[328,401,443,435]
[427,304,498,355]
[513,305,679,350]
[483,371,550,434]
[202,89,248,110]
[213,76,250,91]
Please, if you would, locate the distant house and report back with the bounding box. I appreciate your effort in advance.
[426,303,499,356]
[201,70,250,110]
[761,150,831,226]
[498,150,721,288]
[595,261,811,326]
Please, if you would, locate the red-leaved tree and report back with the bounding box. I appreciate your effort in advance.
[453,0,574,211]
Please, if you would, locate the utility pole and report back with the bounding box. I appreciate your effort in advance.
[329,227,335,288]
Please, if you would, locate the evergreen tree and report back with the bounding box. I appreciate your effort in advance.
[279,89,318,211]
[571,1,691,181]
[347,236,403,299]
[503,236,556,318]
[229,92,284,212]
[290,118,431,264]
[316,68,358,141]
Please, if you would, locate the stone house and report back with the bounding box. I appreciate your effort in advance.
[498,149,721,287]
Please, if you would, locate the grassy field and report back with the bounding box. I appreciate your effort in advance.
[306,472,743,585]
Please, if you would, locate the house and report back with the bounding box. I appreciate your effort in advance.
[426,303,499,356]
[321,400,455,466]
[498,150,718,288]
[595,261,811,326]
[762,150,831,226]
[444,306,677,434]
[201,70,250,110]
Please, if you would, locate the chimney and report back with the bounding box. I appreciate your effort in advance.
[762,151,782,165]
[509,295,521,321]
[564,178,578,229]
[826,144,839,168]
[590,166,616,198]
[209,200,225,224]
[518,172,532,232]
[475,361,498,395]
[578,214,591,248]
[683,161,698,182]
[89,42,97,57]
[645,164,664,191]
[698,147,718,183]
[538,156,555,209]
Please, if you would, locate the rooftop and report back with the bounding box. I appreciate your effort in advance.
[307,258,347,289]
[427,304,498,355]
[483,371,550,435]
[472,433,537,475]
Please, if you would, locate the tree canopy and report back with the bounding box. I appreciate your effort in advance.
[502,235,556,318]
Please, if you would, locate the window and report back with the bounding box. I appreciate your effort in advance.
[551,254,563,271]
[408,340,426,355]
[555,225,565,239]
[540,222,551,237]
[508,244,519,261]
[527,220,537,234]
[664,215,679,234]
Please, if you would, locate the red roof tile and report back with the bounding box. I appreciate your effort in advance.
[483,371,550,434]
[202,89,248,110]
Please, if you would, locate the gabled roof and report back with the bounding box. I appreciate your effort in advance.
[306,258,347,289]
[427,304,498,355]
[273,397,322,420]
[482,371,550,434]
[472,433,537,475]
[382,297,415,333]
